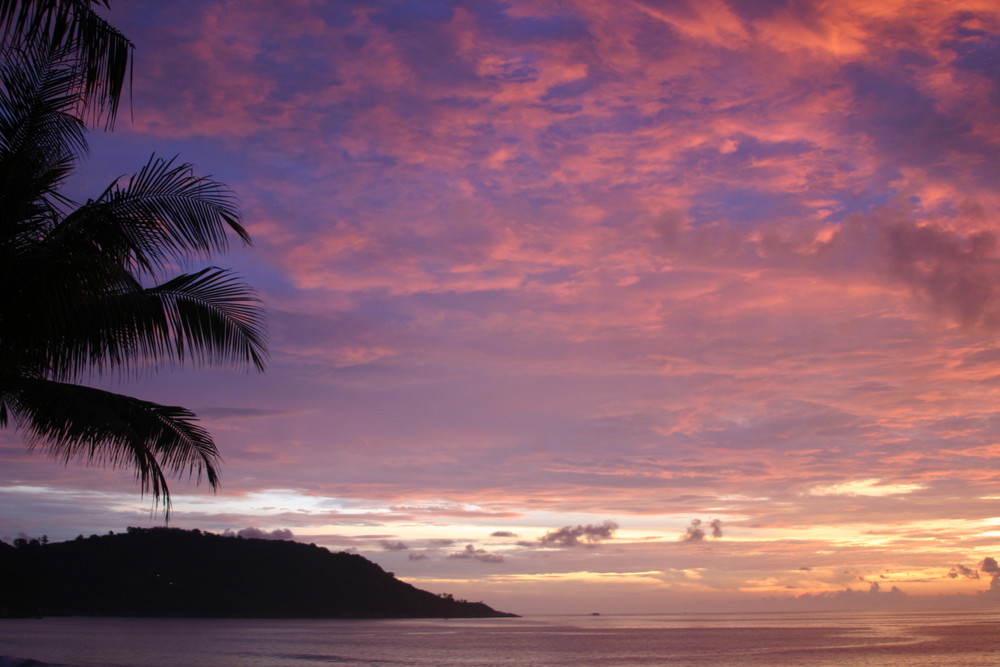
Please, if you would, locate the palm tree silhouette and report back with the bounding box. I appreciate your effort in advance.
[0,26,266,509]
[0,0,132,126]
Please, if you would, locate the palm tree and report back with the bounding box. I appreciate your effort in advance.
[0,42,267,509]
[0,0,132,126]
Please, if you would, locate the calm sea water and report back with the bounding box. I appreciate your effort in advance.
[1,610,999,666]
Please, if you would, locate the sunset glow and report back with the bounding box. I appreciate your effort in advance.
[4,0,1000,614]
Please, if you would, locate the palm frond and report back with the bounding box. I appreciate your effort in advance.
[0,40,86,157]
[0,42,87,244]
[66,266,268,376]
[1,240,140,379]
[52,155,249,276]
[0,0,133,126]
[4,377,221,511]
[150,267,268,373]
[4,256,266,380]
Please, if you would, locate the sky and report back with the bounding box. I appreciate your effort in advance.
[4,0,1000,615]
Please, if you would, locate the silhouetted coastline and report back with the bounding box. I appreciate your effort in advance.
[0,528,516,619]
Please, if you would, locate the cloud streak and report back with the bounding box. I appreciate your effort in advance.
[448,544,504,563]
[536,521,619,548]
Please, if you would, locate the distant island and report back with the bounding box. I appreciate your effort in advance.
[0,527,516,619]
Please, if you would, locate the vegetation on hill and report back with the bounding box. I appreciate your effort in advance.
[0,528,515,618]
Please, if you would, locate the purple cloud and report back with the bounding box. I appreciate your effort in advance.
[538,521,618,547]
[379,540,409,551]
[447,544,504,563]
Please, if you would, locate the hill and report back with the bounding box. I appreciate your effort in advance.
[0,528,515,618]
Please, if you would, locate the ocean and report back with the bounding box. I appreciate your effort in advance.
[1,609,998,666]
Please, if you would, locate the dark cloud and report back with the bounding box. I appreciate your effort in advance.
[843,61,980,168]
[370,0,455,32]
[946,24,1000,104]
[447,544,504,563]
[974,557,1000,596]
[683,520,705,542]
[725,0,806,22]
[538,520,618,547]
[480,55,540,84]
[949,563,980,579]
[224,527,294,541]
[408,552,429,561]
[469,2,590,44]
[682,519,723,542]
[379,540,409,551]
[659,198,1000,337]
[542,74,603,102]
[884,221,1000,330]
[490,530,518,538]
[790,581,909,610]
